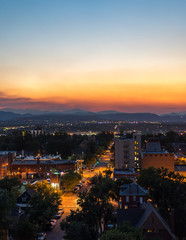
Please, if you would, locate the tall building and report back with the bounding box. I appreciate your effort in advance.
[114,137,134,170]
[133,133,141,171]
[114,133,141,171]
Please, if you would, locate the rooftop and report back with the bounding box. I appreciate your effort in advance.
[117,202,176,239]
[120,182,148,196]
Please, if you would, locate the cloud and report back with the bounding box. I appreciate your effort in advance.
[0,92,69,111]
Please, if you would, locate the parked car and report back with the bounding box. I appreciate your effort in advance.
[53,209,64,219]
[74,185,80,192]
[23,181,28,185]
[37,232,46,240]
[58,208,64,214]
[46,178,51,184]
[50,219,57,226]
[77,182,83,188]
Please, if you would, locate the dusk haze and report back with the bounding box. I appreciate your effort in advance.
[0,0,186,114]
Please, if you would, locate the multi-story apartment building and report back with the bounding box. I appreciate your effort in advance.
[133,133,141,171]
[114,133,141,171]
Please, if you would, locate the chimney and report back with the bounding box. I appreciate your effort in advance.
[169,209,175,233]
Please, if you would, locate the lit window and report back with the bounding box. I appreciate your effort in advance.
[126,196,129,202]
[147,230,152,233]
[124,205,128,209]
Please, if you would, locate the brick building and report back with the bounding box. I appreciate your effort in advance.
[11,156,75,175]
[117,183,176,240]
[118,182,148,209]
[142,139,175,172]
[0,151,16,179]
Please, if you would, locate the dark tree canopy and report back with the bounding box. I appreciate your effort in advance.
[137,167,186,238]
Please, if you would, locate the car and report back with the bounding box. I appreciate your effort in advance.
[58,208,64,214]
[74,185,80,192]
[81,178,85,183]
[53,210,64,219]
[77,182,83,188]
[37,232,46,240]
[50,219,57,226]
[46,178,51,184]
[23,181,27,185]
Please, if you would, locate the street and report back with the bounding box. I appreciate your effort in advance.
[46,192,78,240]
[46,145,113,240]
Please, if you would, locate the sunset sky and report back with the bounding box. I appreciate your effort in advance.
[0,0,186,114]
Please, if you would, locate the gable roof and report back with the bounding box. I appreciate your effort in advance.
[25,188,36,197]
[17,188,36,201]
[120,182,148,196]
[117,202,176,239]
[136,202,176,239]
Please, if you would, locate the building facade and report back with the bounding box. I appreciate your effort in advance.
[114,133,141,171]
[142,139,175,172]
[117,183,176,240]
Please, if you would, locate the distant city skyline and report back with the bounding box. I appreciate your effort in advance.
[0,0,186,114]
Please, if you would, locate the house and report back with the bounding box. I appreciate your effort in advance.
[117,182,176,240]
[16,188,36,208]
[117,202,176,240]
[119,182,148,209]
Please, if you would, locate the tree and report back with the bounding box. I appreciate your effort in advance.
[61,175,117,237]
[61,221,97,240]
[28,181,61,230]
[0,190,14,240]
[14,219,38,240]
[101,229,135,240]
[101,223,143,240]
[0,176,21,193]
[0,177,22,240]
[61,171,82,191]
[137,167,186,238]
[84,153,97,167]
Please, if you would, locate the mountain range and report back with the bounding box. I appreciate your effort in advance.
[0,108,186,122]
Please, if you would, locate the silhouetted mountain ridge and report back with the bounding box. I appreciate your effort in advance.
[0,109,186,122]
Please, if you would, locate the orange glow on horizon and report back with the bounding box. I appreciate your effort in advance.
[0,65,186,113]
